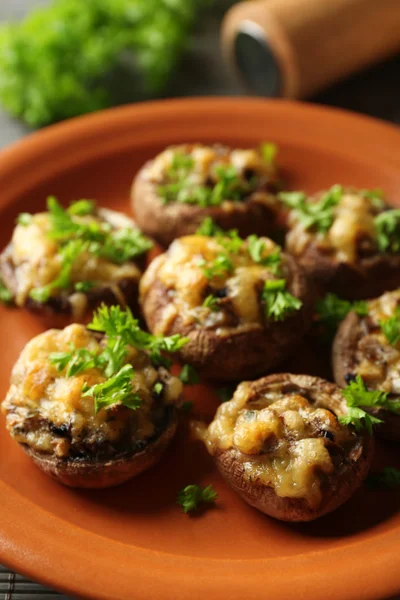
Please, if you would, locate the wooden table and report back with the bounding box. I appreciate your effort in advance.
[0,1,399,598]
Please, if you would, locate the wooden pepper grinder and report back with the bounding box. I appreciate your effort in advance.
[222,0,400,98]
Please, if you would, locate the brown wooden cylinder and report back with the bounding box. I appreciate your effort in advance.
[222,0,400,98]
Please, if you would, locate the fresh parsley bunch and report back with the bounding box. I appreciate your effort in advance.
[0,0,209,127]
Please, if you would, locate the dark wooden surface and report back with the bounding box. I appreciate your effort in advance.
[0,1,399,599]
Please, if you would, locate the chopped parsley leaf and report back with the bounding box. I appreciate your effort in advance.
[195,217,224,237]
[179,364,199,385]
[247,235,281,273]
[200,254,234,280]
[339,374,400,434]
[379,309,400,346]
[177,484,218,514]
[315,294,368,341]
[279,184,343,233]
[260,141,277,164]
[0,277,12,304]
[203,294,220,311]
[82,364,141,414]
[375,209,400,253]
[262,279,302,321]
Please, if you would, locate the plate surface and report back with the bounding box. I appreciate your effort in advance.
[0,98,399,600]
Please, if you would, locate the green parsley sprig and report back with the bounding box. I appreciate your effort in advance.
[247,235,281,274]
[379,308,400,346]
[375,209,400,253]
[0,276,13,304]
[49,304,188,413]
[177,484,218,514]
[179,364,199,385]
[262,279,302,321]
[279,184,343,233]
[339,375,400,434]
[315,293,368,341]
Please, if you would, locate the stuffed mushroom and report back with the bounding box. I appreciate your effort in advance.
[333,289,400,441]
[140,228,313,381]
[131,143,284,247]
[1,305,185,488]
[0,197,153,319]
[194,373,373,521]
[282,186,400,299]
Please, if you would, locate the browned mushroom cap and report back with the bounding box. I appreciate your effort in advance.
[210,374,374,521]
[0,207,148,320]
[22,408,177,489]
[333,311,400,442]
[286,243,400,300]
[131,144,284,248]
[141,252,314,382]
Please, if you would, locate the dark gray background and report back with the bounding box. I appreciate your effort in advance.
[1,1,400,599]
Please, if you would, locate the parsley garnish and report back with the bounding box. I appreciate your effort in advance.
[30,239,87,302]
[203,295,220,311]
[196,217,224,237]
[74,281,95,293]
[262,279,302,321]
[339,375,400,434]
[247,235,281,273]
[177,484,218,514]
[279,184,343,233]
[366,467,400,489]
[200,254,234,280]
[17,212,33,226]
[29,197,152,302]
[0,277,12,304]
[153,382,163,395]
[260,141,277,164]
[315,294,368,340]
[179,364,199,385]
[159,156,259,207]
[49,305,188,413]
[375,209,400,253]
[67,199,96,216]
[379,309,400,346]
[83,364,141,414]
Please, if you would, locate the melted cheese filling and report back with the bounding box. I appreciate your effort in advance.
[140,235,286,335]
[142,143,277,205]
[7,210,141,307]
[286,191,379,263]
[2,324,183,458]
[353,290,400,400]
[197,382,353,507]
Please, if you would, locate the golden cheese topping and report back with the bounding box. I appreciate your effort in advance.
[4,208,142,311]
[286,189,381,263]
[196,381,353,507]
[352,289,400,401]
[142,143,278,207]
[140,234,290,334]
[2,324,183,458]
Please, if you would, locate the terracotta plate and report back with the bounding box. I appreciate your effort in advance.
[0,98,399,600]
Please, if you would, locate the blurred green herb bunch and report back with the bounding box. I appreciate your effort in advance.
[0,0,209,127]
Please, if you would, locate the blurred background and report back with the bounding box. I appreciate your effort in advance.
[1,0,400,150]
[0,1,400,598]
